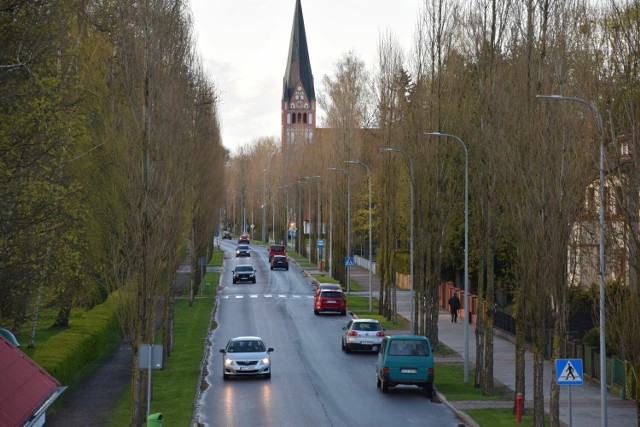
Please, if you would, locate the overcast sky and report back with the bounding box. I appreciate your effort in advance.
[190,0,421,154]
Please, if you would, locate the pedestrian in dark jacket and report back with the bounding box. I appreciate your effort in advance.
[448,293,461,323]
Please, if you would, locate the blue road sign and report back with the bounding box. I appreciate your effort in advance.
[317,239,324,248]
[344,257,354,266]
[556,359,583,385]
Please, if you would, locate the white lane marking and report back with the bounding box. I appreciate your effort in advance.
[250,295,258,298]
[235,295,243,299]
[264,294,273,298]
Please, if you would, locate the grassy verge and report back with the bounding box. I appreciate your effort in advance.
[109,259,222,425]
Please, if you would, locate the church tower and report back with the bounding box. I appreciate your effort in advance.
[282,0,315,147]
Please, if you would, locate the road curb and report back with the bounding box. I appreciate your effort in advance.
[436,391,480,427]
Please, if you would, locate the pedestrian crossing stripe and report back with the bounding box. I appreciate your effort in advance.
[219,295,314,300]
[556,359,583,385]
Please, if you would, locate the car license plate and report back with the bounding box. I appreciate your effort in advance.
[401,369,417,374]
[372,346,378,351]
[326,300,336,304]
[362,341,373,345]
[239,366,252,371]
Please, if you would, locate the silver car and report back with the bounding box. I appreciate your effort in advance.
[342,319,385,353]
[220,336,273,379]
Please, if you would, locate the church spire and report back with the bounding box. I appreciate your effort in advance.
[282,0,316,146]
[283,0,314,102]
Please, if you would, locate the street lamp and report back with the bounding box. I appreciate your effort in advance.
[425,131,469,384]
[537,94,607,426]
[305,176,322,266]
[345,160,373,312]
[329,167,351,294]
[381,148,415,333]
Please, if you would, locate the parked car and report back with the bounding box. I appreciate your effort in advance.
[314,282,342,298]
[268,244,286,261]
[219,336,273,379]
[270,255,289,270]
[375,335,434,398]
[236,244,251,257]
[222,231,232,240]
[314,289,346,315]
[342,319,385,353]
[239,234,250,244]
[232,265,256,283]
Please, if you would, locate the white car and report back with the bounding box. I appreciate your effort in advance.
[220,336,274,379]
[342,319,385,353]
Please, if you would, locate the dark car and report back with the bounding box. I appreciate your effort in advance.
[232,265,256,283]
[270,255,288,270]
[222,231,232,240]
[239,234,250,244]
[314,289,347,315]
[235,244,251,257]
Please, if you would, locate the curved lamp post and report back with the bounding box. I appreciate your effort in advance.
[425,132,469,384]
[345,160,373,312]
[381,148,415,333]
[329,167,351,294]
[537,94,607,427]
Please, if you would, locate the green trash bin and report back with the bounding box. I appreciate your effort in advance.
[205,282,211,295]
[147,413,163,426]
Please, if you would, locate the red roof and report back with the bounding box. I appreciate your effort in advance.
[0,336,61,427]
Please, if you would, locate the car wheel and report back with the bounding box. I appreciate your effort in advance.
[376,374,381,388]
[341,310,347,316]
[264,372,271,379]
[345,344,352,354]
[314,309,319,315]
[232,279,237,284]
[270,266,273,270]
[381,379,389,393]
[341,339,345,351]
[252,278,256,283]
[425,383,434,399]
[223,373,229,380]
[285,267,289,271]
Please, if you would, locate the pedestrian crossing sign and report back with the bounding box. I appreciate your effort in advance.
[556,359,583,385]
[344,257,354,266]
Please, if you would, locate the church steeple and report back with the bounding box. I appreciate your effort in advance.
[282,0,316,147]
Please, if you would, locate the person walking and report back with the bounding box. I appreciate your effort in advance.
[448,292,461,323]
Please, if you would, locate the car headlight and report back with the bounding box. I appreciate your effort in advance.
[224,358,234,366]
[261,357,269,364]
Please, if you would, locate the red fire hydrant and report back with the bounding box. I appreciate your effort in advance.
[516,392,523,423]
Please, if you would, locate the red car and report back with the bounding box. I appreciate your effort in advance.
[268,244,286,261]
[314,283,342,298]
[314,290,347,316]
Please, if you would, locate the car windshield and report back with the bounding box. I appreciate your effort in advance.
[388,340,429,356]
[320,291,343,298]
[353,322,382,331]
[235,266,253,272]
[228,340,265,353]
[237,245,249,250]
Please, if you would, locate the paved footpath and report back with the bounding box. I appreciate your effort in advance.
[332,264,639,427]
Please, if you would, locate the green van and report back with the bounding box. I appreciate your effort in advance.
[375,335,434,398]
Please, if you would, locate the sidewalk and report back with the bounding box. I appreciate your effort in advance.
[342,264,638,427]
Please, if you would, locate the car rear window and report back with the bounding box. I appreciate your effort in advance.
[353,322,382,331]
[270,245,285,251]
[388,340,430,356]
[273,256,286,261]
[321,291,343,298]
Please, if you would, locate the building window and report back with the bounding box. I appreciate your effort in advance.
[297,113,302,123]
[304,103,309,109]
[292,114,296,124]
[291,103,295,109]
[287,113,291,124]
[309,114,313,125]
[303,113,307,124]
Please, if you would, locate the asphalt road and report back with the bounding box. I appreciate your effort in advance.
[194,240,465,427]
